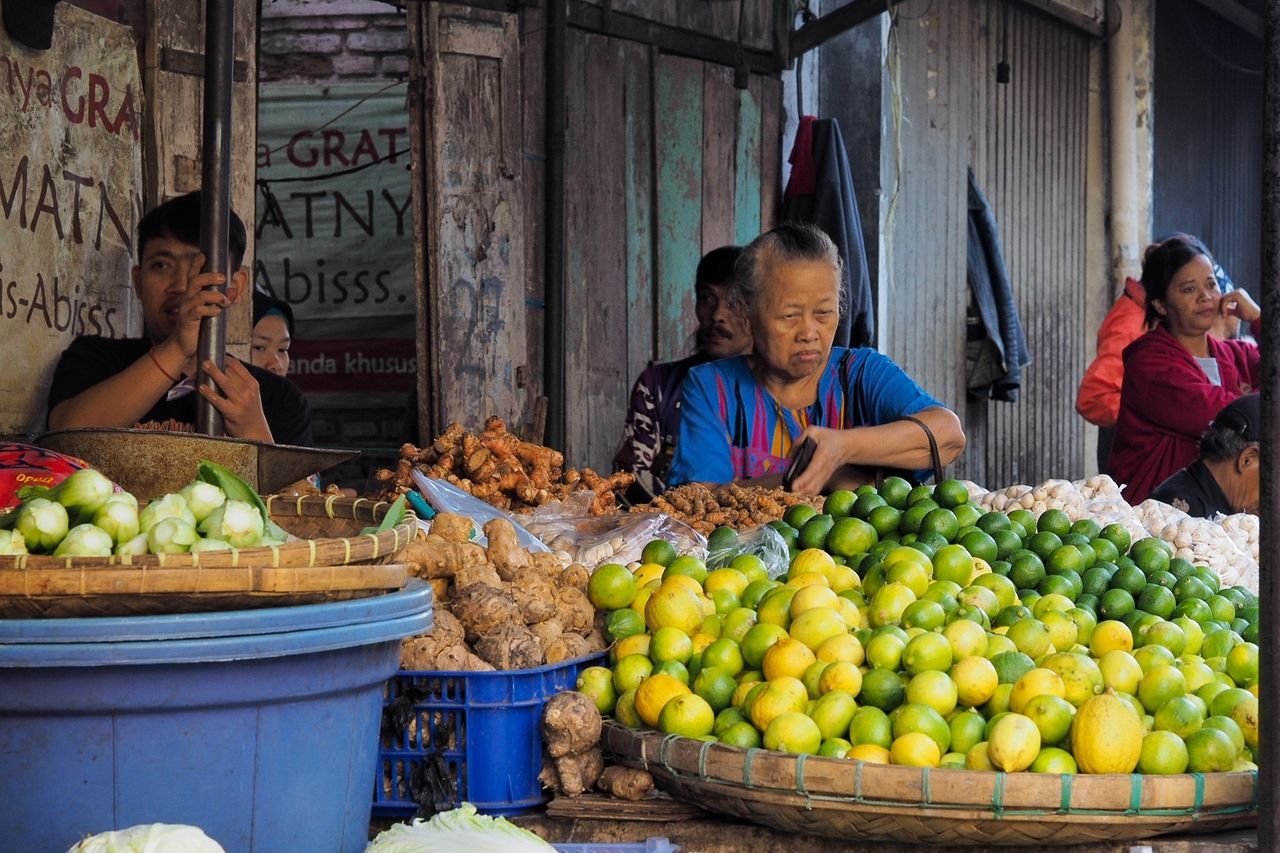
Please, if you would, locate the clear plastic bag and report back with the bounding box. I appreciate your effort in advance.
[410,471,549,552]
[706,524,791,580]
[522,503,707,569]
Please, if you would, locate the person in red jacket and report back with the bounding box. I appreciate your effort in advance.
[1075,276,1148,470]
[1108,235,1260,504]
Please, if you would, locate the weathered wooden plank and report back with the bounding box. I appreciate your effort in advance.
[702,63,738,254]
[623,41,656,402]
[708,0,740,44]
[144,0,257,351]
[734,76,764,246]
[427,7,526,431]
[581,34,629,471]
[563,31,591,466]
[654,55,704,361]
[759,74,782,230]
[520,4,547,439]
[408,3,436,440]
[740,0,774,50]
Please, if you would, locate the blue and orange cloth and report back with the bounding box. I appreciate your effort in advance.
[668,347,944,486]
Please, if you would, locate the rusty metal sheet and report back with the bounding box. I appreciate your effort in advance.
[36,428,357,496]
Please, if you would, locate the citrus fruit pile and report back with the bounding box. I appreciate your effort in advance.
[578,478,1261,776]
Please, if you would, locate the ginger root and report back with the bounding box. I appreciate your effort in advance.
[433,644,495,672]
[453,562,504,592]
[509,567,558,624]
[401,534,486,579]
[543,691,603,758]
[552,748,604,796]
[452,584,522,643]
[544,633,592,664]
[597,766,654,801]
[431,609,465,645]
[430,512,476,544]
[474,623,543,670]
[557,563,590,592]
[484,518,531,580]
[555,586,595,636]
[529,617,565,650]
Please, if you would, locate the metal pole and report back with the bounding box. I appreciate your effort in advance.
[543,0,567,451]
[1258,1,1280,848]
[195,0,236,436]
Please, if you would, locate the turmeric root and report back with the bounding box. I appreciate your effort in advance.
[543,691,603,757]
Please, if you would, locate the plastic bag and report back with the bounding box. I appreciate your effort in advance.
[0,442,96,513]
[410,471,549,552]
[706,524,791,580]
[522,504,707,569]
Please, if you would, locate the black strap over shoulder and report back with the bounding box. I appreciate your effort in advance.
[875,414,946,487]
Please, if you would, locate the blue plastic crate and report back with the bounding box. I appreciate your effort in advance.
[553,839,679,853]
[375,652,606,817]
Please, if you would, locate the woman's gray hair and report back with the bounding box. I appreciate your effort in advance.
[731,222,845,318]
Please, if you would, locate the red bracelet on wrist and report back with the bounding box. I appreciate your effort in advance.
[148,347,178,383]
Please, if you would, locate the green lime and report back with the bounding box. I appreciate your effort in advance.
[990,560,1012,577]
[1007,509,1037,534]
[1025,531,1064,561]
[1110,565,1148,596]
[867,505,903,537]
[784,504,819,529]
[798,515,835,550]
[1038,574,1076,599]
[878,476,914,510]
[1037,509,1072,537]
[825,489,857,519]
[826,517,878,559]
[1137,584,1177,620]
[641,539,678,567]
[919,508,960,542]
[1081,566,1111,597]
[1088,537,1120,565]
[706,526,738,556]
[1098,523,1132,554]
[899,504,932,535]
[1075,593,1099,615]
[906,485,936,506]
[1195,569,1222,596]
[1069,518,1101,540]
[977,511,1012,534]
[1167,557,1197,580]
[933,479,971,509]
[1146,570,1177,590]
[1174,575,1212,604]
[954,503,983,529]
[1047,545,1088,575]
[859,667,907,712]
[994,605,1033,628]
[1099,588,1136,621]
[991,650,1036,684]
[1008,551,1047,591]
[991,529,1022,560]
[958,530,999,563]
[851,492,888,520]
[1173,598,1213,623]
[1129,538,1172,574]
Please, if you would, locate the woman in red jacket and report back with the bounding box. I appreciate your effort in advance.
[1108,235,1260,504]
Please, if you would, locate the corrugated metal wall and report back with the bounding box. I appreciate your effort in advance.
[1152,0,1262,293]
[881,2,1093,488]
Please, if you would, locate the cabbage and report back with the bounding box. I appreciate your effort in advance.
[365,804,555,852]
[53,524,115,557]
[66,823,225,853]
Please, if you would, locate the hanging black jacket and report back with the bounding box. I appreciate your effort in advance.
[965,168,1031,402]
[782,116,874,348]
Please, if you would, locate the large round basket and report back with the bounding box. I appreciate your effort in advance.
[603,722,1257,846]
[0,495,418,617]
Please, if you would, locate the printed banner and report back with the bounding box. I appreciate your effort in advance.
[254,81,415,325]
[0,5,144,434]
[288,337,415,394]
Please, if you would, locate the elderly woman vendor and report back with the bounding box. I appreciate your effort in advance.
[668,223,965,493]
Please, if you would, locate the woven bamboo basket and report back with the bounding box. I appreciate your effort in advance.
[603,722,1258,846]
[0,495,418,617]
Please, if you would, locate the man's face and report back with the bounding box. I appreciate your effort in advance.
[132,235,243,343]
[695,281,752,359]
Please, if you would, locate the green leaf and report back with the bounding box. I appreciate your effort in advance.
[361,494,408,536]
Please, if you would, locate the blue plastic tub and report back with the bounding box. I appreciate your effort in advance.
[0,581,433,853]
[375,653,606,817]
[553,839,680,852]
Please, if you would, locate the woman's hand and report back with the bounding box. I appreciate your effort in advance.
[787,426,850,495]
[1220,289,1261,325]
[197,358,275,442]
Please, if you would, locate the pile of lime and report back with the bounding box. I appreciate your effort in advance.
[578,478,1259,775]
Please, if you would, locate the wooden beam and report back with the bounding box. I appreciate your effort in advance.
[789,0,903,59]
[567,1,781,76]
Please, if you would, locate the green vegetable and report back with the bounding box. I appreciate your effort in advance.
[92,498,140,545]
[365,804,554,853]
[0,529,27,555]
[66,822,226,853]
[189,538,232,553]
[146,517,200,554]
[16,498,70,553]
[195,460,288,542]
[361,494,408,536]
[199,499,264,548]
[180,481,227,524]
[114,533,149,556]
[45,468,116,522]
[138,494,195,532]
[53,524,115,557]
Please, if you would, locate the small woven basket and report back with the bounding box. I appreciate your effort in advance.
[603,722,1258,846]
[0,496,417,617]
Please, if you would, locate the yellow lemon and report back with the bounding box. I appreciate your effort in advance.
[790,583,841,616]
[816,633,865,666]
[633,673,691,728]
[890,732,941,767]
[788,548,837,580]
[847,743,892,764]
[748,676,809,730]
[1089,620,1134,657]
[632,562,666,588]
[951,656,999,707]
[788,607,848,652]
[1008,668,1067,714]
[645,581,705,635]
[818,660,863,697]
[988,713,1041,771]
[1072,691,1143,773]
[763,637,818,681]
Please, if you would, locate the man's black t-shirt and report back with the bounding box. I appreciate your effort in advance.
[1149,459,1233,519]
[47,336,313,446]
